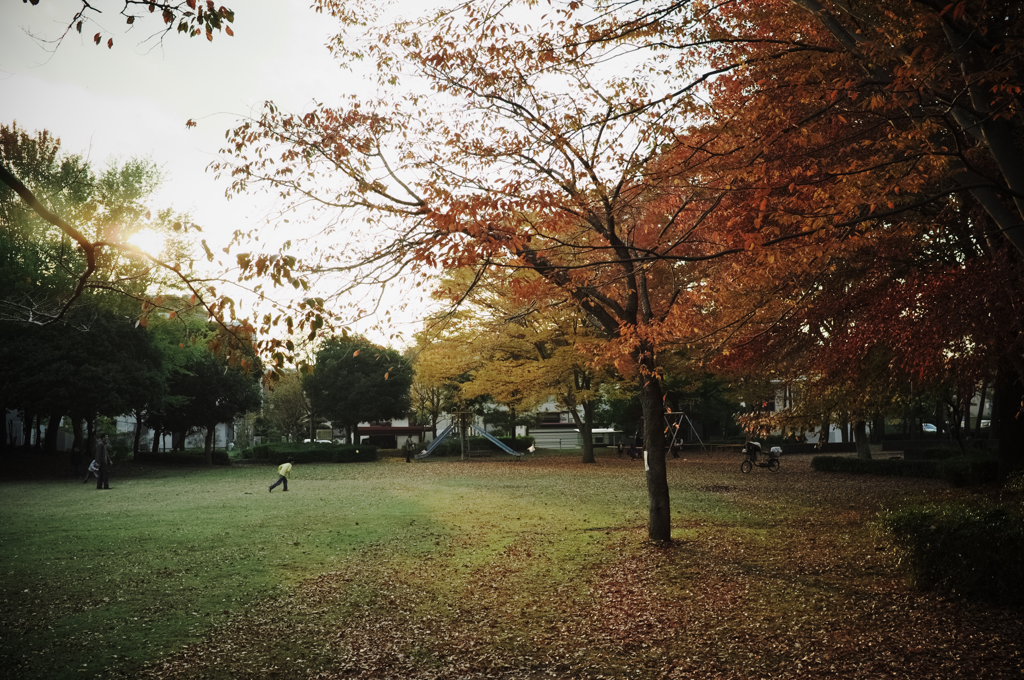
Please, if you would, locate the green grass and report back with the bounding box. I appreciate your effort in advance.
[2,451,1021,680]
[1,461,436,678]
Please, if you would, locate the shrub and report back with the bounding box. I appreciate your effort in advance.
[937,455,1001,487]
[426,435,535,456]
[881,503,1024,607]
[240,442,377,464]
[137,449,231,466]
[903,447,960,461]
[811,455,938,478]
[108,432,135,462]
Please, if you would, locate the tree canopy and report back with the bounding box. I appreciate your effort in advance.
[208,0,1024,536]
[303,336,412,443]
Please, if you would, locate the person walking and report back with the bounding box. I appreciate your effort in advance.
[269,459,294,492]
[94,434,112,490]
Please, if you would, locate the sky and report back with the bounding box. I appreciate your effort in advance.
[0,0,431,346]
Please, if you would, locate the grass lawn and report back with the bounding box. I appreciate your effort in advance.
[1,449,1021,679]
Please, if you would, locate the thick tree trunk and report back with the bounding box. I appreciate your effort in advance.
[71,416,85,453]
[86,418,95,459]
[43,413,61,454]
[203,426,215,465]
[151,427,161,455]
[975,378,989,438]
[871,413,885,445]
[132,410,144,459]
[853,420,872,460]
[637,349,671,542]
[993,363,1024,479]
[570,402,596,464]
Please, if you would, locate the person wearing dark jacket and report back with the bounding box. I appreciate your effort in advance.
[94,435,112,490]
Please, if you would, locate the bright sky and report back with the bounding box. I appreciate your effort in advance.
[0,0,431,346]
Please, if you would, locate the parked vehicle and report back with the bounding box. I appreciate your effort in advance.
[740,442,780,473]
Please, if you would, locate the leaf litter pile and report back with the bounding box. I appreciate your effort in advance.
[121,453,1020,680]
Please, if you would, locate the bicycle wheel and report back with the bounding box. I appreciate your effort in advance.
[740,460,752,474]
[768,458,780,472]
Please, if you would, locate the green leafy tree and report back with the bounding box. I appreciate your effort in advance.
[0,296,167,455]
[162,344,262,462]
[303,336,412,444]
[1,123,199,325]
[263,370,312,443]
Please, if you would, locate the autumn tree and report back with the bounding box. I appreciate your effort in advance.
[407,338,464,438]
[19,0,235,53]
[426,267,613,462]
[213,0,1024,534]
[598,0,1024,470]
[214,1,741,541]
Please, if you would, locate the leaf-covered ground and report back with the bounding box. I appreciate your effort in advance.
[118,452,1021,680]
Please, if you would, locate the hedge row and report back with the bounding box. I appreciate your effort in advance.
[881,503,1024,607]
[811,456,939,478]
[811,454,1001,486]
[427,435,535,457]
[240,442,378,464]
[136,450,231,466]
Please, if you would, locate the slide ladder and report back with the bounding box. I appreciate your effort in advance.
[469,425,523,456]
[415,424,456,459]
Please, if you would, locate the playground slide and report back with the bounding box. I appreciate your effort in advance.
[469,425,524,456]
[415,424,456,459]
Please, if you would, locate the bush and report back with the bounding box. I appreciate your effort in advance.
[903,447,961,461]
[812,452,1001,487]
[137,449,231,466]
[811,455,939,478]
[936,456,1001,487]
[240,442,377,464]
[881,503,1024,607]
[427,435,535,457]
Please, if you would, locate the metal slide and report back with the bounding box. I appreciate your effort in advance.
[469,425,524,456]
[415,424,456,459]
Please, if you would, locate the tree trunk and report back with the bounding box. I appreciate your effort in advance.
[853,420,872,460]
[637,348,671,542]
[944,395,968,456]
[975,378,989,438]
[86,418,95,460]
[71,416,85,454]
[871,413,885,445]
[0,407,8,454]
[993,363,1024,479]
[151,427,161,455]
[43,413,61,454]
[133,410,144,459]
[570,402,596,464]
[203,426,215,465]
